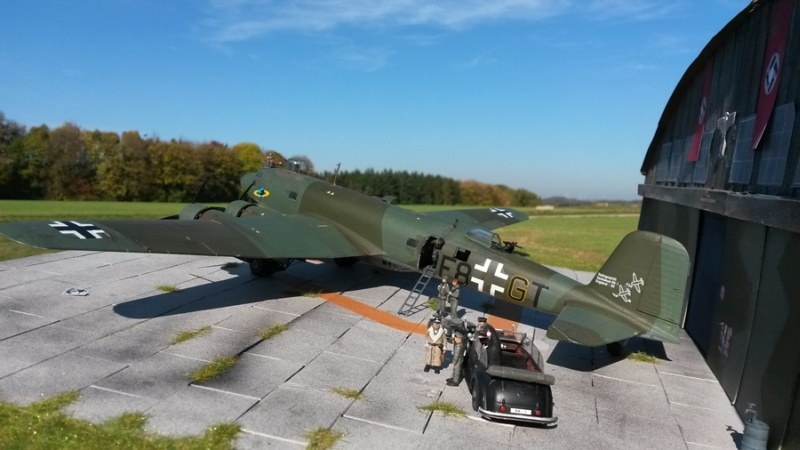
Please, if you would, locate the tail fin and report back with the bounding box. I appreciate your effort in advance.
[546,231,690,346]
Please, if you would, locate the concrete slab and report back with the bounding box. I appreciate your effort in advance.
[164,326,262,362]
[197,352,303,399]
[327,319,409,364]
[344,334,443,433]
[68,385,159,423]
[0,351,127,404]
[246,327,339,366]
[72,324,172,364]
[0,251,742,448]
[92,352,201,400]
[238,384,352,443]
[144,385,257,437]
[330,416,425,449]
[288,350,382,392]
[0,308,57,340]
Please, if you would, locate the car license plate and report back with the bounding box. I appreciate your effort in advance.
[510,407,531,415]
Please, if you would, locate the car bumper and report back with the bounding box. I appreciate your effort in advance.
[478,407,558,425]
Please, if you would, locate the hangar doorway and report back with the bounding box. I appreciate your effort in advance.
[686,211,726,356]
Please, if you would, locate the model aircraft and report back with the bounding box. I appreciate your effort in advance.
[0,161,690,349]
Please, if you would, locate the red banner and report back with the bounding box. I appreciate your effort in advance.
[752,0,794,150]
[688,63,712,162]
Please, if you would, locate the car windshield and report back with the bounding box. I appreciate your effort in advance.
[465,227,503,249]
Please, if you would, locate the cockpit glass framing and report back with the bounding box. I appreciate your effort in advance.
[465,227,503,249]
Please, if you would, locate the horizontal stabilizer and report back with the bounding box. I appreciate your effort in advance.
[546,304,639,347]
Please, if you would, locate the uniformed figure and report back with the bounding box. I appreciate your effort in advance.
[446,330,466,386]
[446,278,460,317]
[433,238,444,266]
[424,318,446,374]
[436,279,449,318]
[475,316,488,340]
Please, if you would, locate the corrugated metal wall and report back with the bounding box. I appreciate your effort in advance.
[640,197,800,448]
[642,0,800,199]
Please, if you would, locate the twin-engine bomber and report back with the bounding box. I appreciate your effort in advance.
[0,164,690,349]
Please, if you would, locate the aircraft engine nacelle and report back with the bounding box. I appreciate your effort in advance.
[178,203,223,220]
[224,200,256,217]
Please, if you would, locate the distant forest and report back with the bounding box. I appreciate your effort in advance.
[0,114,540,206]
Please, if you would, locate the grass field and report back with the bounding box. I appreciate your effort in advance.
[0,200,639,271]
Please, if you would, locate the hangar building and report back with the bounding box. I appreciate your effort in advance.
[637,0,799,447]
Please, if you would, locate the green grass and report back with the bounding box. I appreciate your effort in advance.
[0,201,639,271]
[0,200,185,221]
[501,215,639,271]
[417,401,466,417]
[627,351,659,364]
[156,284,179,293]
[0,391,240,449]
[259,323,289,340]
[304,428,344,450]
[171,325,212,345]
[190,356,238,383]
[332,387,363,400]
[426,298,438,310]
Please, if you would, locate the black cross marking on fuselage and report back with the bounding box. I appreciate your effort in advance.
[49,221,107,239]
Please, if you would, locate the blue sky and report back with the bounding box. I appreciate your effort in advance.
[1,1,747,199]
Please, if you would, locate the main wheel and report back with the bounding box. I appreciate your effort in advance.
[249,259,283,277]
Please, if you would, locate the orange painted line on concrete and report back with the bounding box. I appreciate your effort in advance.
[487,314,518,332]
[320,293,428,335]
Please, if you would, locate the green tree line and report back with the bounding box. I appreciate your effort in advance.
[0,114,267,202]
[0,114,539,205]
[319,169,540,206]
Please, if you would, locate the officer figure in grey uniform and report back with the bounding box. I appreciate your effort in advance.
[436,278,449,318]
[446,329,466,386]
[446,278,460,318]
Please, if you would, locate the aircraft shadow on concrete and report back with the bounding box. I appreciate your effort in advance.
[112,260,669,371]
[112,261,423,320]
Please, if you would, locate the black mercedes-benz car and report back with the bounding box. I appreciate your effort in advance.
[463,324,557,425]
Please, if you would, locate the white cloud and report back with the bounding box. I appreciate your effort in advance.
[202,0,682,43]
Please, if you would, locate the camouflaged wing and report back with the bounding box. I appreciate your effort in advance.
[425,207,528,230]
[0,213,371,259]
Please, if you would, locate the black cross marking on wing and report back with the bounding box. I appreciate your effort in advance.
[49,221,107,239]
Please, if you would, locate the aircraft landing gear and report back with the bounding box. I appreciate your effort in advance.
[606,341,626,357]
[249,258,289,277]
[334,257,358,267]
